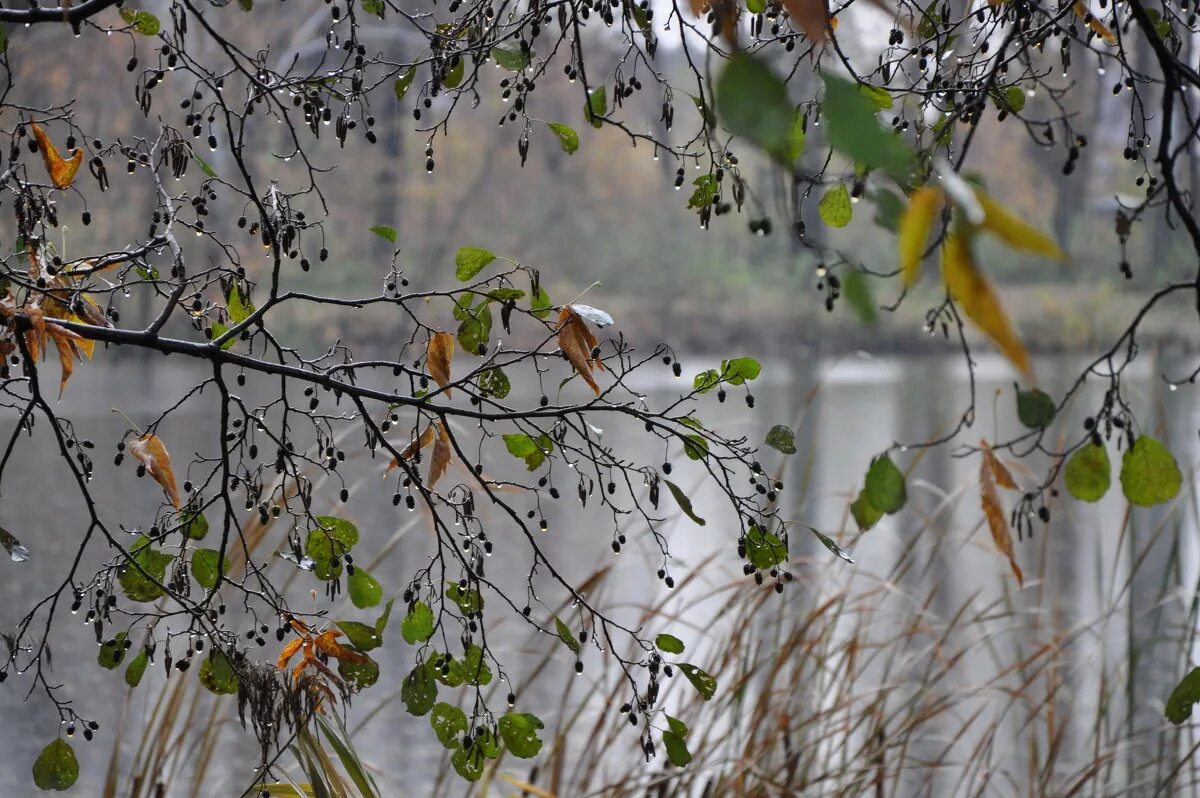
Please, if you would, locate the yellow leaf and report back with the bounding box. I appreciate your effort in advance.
[130,433,182,509]
[899,186,945,287]
[277,637,304,670]
[29,122,83,190]
[974,190,1065,261]
[428,421,451,488]
[941,232,1032,380]
[1073,0,1116,44]
[981,443,1023,586]
[556,307,601,394]
[426,331,454,396]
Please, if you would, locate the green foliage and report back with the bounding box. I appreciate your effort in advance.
[764,424,796,454]
[431,703,468,748]
[1167,667,1200,724]
[821,73,914,181]
[98,631,129,669]
[1064,443,1110,502]
[864,455,906,514]
[369,226,397,244]
[499,712,544,758]
[842,271,877,324]
[119,8,160,35]
[198,651,238,695]
[394,67,416,102]
[124,649,149,688]
[348,567,383,608]
[32,739,78,791]
[227,283,254,324]
[402,663,438,716]
[663,730,692,767]
[851,490,882,531]
[336,621,382,652]
[502,432,554,470]
[716,53,794,160]
[746,524,787,570]
[655,633,685,654]
[677,663,717,700]
[119,537,174,602]
[547,122,579,154]
[191,548,229,590]
[584,86,607,128]
[339,656,380,691]
[1119,436,1181,506]
[455,299,493,355]
[1016,388,1056,429]
[477,367,511,398]
[492,46,530,70]
[402,601,435,644]
[454,246,496,281]
[664,479,706,525]
[555,616,581,654]
[182,510,209,540]
[446,581,483,614]
[818,184,853,228]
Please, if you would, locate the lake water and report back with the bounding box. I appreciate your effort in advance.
[0,346,1197,796]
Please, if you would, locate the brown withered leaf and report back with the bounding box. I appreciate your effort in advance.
[981,445,1023,586]
[556,307,601,395]
[428,421,452,488]
[130,433,182,509]
[387,425,435,472]
[46,323,85,398]
[981,439,1017,491]
[427,331,455,396]
[277,637,304,670]
[782,0,831,45]
[21,305,47,364]
[29,122,83,190]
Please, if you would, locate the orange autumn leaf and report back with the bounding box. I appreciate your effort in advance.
[981,439,1018,490]
[130,433,182,509]
[29,122,83,190]
[782,0,831,45]
[428,421,451,488]
[277,637,304,670]
[1073,1,1116,44]
[46,323,85,398]
[556,307,601,395]
[981,442,1023,586]
[427,331,455,396]
[387,425,435,472]
[313,630,368,664]
[941,231,1032,380]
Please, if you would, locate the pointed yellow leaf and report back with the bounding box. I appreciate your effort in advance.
[899,186,944,287]
[975,190,1065,261]
[941,232,1032,380]
[29,122,83,190]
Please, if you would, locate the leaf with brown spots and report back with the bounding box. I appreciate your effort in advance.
[428,421,452,488]
[981,444,1023,586]
[130,433,182,509]
[556,307,601,395]
[29,122,83,190]
[427,331,455,396]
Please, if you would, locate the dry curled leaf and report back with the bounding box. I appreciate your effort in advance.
[1074,1,1116,44]
[30,122,83,190]
[782,0,831,45]
[981,439,1018,490]
[427,331,455,396]
[556,307,601,395]
[428,421,451,488]
[313,630,368,664]
[387,425,435,472]
[981,443,1023,586]
[130,433,181,509]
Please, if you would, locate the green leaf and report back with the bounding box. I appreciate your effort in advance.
[124,649,149,688]
[864,454,906,514]
[530,286,553,318]
[859,84,894,111]
[336,620,382,652]
[119,537,174,602]
[32,739,78,791]
[664,479,706,526]
[237,0,252,11]
[191,548,229,591]
[716,53,794,159]
[687,174,718,210]
[746,524,787,570]
[191,151,218,178]
[375,598,395,635]
[209,322,237,351]
[584,86,607,128]
[764,424,797,455]
[361,0,384,17]
[305,517,359,561]
[446,581,483,614]
[554,616,581,654]
[665,714,688,738]
[401,601,435,644]
[1167,667,1200,724]
[547,122,580,154]
[808,526,855,563]
[683,435,709,461]
[198,651,238,695]
[655,633,685,655]
[822,73,914,182]
[442,57,465,89]
[119,7,160,35]
[402,663,438,716]
[493,46,530,71]
[339,656,379,691]
[348,567,383,608]
[663,731,692,767]
[478,367,511,399]
[850,490,882,532]
[1017,388,1056,429]
[452,745,485,781]
[431,702,469,749]
[369,226,397,244]
[873,188,906,231]
[454,246,496,281]
[1003,86,1026,113]
[460,644,493,685]
[394,67,417,102]
[746,0,766,10]
[842,270,877,324]
[1120,436,1182,507]
[1064,443,1110,502]
[693,369,720,393]
[499,712,544,758]
[818,184,853,228]
[633,3,652,31]
[677,663,717,700]
[502,433,553,470]
[786,111,806,163]
[456,302,493,355]
[98,631,129,670]
[721,357,761,384]
[182,511,209,541]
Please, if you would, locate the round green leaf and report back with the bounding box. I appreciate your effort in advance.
[547,122,579,154]
[1017,388,1056,429]
[401,663,437,716]
[454,246,496,281]
[818,184,853,228]
[1064,442,1110,502]
[864,455,906,514]
[32,739,78,791]
[499,712,544,758]
[764,424,796,455]
[1120,436,1182,507]
[401,601,435,644]
[431,702,469,749]
[348,568,383,609]
[191,548,229,591]
[305,517,358,561]
[655,633,685,655]
[198,651,238,695]
[339,656,380,691]
[98,631,128,670]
